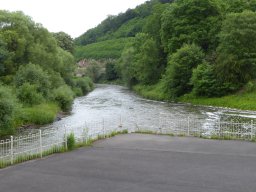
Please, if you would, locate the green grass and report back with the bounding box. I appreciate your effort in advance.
[179,91,256,111]
[75,38,134,60]
[14,102,60,127]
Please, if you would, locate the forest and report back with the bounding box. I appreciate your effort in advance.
[0,11,93,137]
[75,0,256,110]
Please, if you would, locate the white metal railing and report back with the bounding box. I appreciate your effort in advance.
[1,116,256,168]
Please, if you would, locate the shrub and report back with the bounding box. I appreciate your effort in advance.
[163,44,204,98]
[17,103,59,125]
[73,77,93,95]
[52,85,74,112]
[0,86,18,136]
[16,83,44,106]
[14,63,51,97]
[191,63,236,97]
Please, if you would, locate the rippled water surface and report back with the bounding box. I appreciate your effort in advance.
[30,84,256,135]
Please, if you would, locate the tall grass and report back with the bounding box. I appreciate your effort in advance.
[15,103,60,126]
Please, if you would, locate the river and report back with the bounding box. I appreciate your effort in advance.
[29,84,256,136]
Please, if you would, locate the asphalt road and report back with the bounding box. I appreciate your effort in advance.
[1,134,256,192]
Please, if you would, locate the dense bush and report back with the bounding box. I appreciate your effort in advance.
[191,63,231,97]
[163,44,204,98]
[14,63,51,97]
[17,103,59,125]
[16,83,44,106]
[52,85,74,112]
[73,77,93,95]
[0,86,18,136]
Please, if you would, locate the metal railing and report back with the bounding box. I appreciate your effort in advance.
[1,116,256,168]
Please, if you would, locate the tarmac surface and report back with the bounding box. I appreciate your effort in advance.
[1,133,256,192]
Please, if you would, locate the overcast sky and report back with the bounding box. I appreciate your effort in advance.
[0,0,148,38]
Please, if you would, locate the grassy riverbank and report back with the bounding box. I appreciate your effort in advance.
[133,84,256,111]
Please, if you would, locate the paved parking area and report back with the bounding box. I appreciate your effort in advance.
[1,134,256,192]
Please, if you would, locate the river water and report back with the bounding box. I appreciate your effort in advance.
[32,84,256,136]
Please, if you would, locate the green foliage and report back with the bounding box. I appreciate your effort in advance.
[53,31,74,53]
[161,0,221,53]
[216,11,256,88]
[67,132,76,150]
[118,46,137,87]
[163,44,204,98]
[0,86,17,136]
[105,62,119,81]
[14,63,51,97]
[224,0,256,13]
[119,33,161,85]
[75,38,133,60]
[133,33,161,84]
[133,82,168,101]
[16,103,59,125]
[16,83,44,106]
[84,61,104,83]
[73,77,93,95]
[52,85,74,112]
[191,62,230,97]
[74,1,160,46]
[180,90,256,111]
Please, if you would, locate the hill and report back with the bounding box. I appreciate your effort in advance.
[74,0,256,111]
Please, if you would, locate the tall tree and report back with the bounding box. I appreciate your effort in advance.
[161,0,221,54]
[163,44,204,98]
[53,32,74,53]
[216,10,256,87]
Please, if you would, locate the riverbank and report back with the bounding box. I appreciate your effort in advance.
[133,84,256,111]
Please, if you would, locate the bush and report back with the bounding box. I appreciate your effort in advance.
[163,44,204,98]
[17,103,59,125]
[67,132,75,150]
[16,83,44,106]
[73,77,93,95]
[74,77,93,94]
[14,63,51,97]
[191,63,237,97]
[0,86,18,136]
[52,85,74,112]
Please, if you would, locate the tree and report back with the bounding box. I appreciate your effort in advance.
[53,32,74,53]
[161,0,221,54]
[0,85,17,136]
[191,62,230,97]
[52,85,74,112]
[163,44,204,98]
[133,33,160,84]
[216,11,256,88]
[14,63,51,97]
[105,62,118,81]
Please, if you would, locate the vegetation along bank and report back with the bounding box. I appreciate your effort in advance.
[0,11,93,137]
[74,0,256,110]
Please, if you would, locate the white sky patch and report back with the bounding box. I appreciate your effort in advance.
[0,0,148,38]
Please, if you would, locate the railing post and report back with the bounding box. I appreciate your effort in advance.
[119,114,123,128]
[10,136,13,165]
[187,117,190,136]
[64,126,68,150]
[251,120,254,141]
[218,119,221,138]
[39,130,42,158]
[102,118,105,138]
